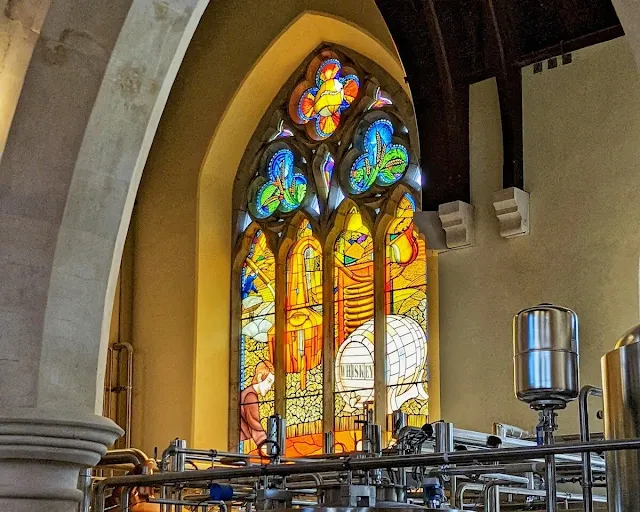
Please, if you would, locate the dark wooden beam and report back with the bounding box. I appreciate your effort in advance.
[486,0,524,190]
[376,0,470,211]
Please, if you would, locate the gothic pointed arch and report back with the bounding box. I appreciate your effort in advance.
[230,46,431,456]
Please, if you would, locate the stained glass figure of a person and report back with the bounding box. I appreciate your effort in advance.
[240,360,275,447]
[242,269,259,299]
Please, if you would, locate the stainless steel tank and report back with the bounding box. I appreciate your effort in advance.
[602,324,640,512]
[513,304,579,409]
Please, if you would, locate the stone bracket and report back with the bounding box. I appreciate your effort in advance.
[438,200,475,249]
[493,187,530,238]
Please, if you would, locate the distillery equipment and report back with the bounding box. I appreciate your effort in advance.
[86,315,640,512]
[602,324,640,512]
[513,303,579,512]
[513,303,579,409]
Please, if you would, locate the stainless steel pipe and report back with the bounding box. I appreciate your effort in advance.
[452,427,605,468]
[579,385,602,512]
[457,481,608,509]
[92,437,640,512]
[113,342,134,448]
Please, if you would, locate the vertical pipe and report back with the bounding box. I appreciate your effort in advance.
[114,342,134,449]
[78,469,91,512]
[545,452,557,512]
[324,431,334,454]
[484,483,501,512]
[579,385,602,512]
[542,413,557,512]
[434,421,455,504]
[104,347,113,420]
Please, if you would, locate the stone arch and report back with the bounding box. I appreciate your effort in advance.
[0,0,210,507]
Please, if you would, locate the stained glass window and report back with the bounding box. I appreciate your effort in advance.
[289,52,360,141]
[385,194,428,428]
[334,206,375,452]
[248,147,307,220]
[234,49,430,458]
[321,152,335,198]
[367,87,393,111]
[347,118,409,195]
[239,230,276,454]
[285,220,324,456]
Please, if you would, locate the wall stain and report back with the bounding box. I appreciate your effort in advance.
[153,1,169,21]
[42,42,68,66]
[116,66,143,96]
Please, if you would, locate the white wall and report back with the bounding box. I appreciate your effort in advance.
[439,37,640,435]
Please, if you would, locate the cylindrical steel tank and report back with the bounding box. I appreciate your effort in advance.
[602,324,640,512]
[513,304,579,409]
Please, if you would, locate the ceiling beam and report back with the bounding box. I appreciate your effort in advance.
[486,0,524,190]
[376,0,470,211]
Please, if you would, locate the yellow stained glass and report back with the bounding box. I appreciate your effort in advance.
[385,194,429,428]
[285,220,323,456]
[334,207,375,451]
[240,230,276,454]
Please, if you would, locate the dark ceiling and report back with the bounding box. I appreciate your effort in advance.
[375,0,623,210]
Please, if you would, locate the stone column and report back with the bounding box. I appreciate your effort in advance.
[0,0,206,508]
[0,408,122,512]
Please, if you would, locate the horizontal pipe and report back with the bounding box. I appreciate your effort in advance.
[454,428,606,468]
[98,449,151,468]
[96,438,640,489]
[462,482,608,503]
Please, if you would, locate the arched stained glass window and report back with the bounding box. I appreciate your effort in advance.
[239,229,276,454]
[285,220,324,456]
[232,48,430,457]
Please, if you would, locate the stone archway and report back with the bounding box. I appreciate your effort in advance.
[0,0,209,509]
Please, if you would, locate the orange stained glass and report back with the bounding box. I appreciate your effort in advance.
[333,207,375,451]
[384,194,429,428]
[285,220,323,456]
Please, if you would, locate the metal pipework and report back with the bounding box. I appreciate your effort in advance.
[113,342,134,448]
[103,342,134,449]
[78,469,91,512]
[324,431,335,454]
[434,421,455,503]
[98,448,152,468]
[493,423,531,440]
[92,438,640,512]
[579,385,602,512]
[456,481,608,509]
[514,304,580,512]
[536,408,559,512]
[452,428,605,469]
[602,324,640,512]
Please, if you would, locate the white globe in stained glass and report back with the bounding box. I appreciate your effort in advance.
[335,315,428,413]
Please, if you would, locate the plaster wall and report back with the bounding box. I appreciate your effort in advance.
[132,1,404,455]
[439,37,640,435]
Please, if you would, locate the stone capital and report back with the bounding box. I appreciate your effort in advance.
[0,408,122,511]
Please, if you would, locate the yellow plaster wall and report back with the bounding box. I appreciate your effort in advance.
[439,37,640,435]
[133,1,409,455]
